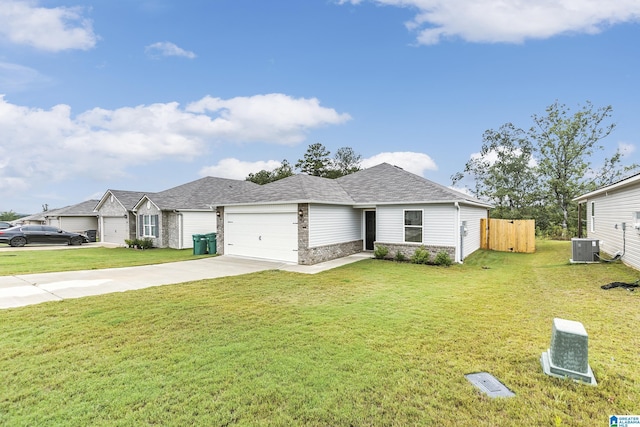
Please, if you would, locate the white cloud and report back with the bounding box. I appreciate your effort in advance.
[619,142,635,157]
[145,41,197,59]
[200,158,282,180]
[339,0,640,44]
[0,61,51,91]
[0,0,97,51]
[361,151,437,176]
[0,94,349,196]
[187,94,352,144]
[469,146,538,168]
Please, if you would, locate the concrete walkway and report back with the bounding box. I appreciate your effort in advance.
[0,252,372,310]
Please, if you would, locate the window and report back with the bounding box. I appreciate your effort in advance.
[404,210,423,243]
[590,202,595,233]
[139,214,159,238]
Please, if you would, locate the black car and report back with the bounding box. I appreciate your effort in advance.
[0,221,13,229]
[0,225,88,247]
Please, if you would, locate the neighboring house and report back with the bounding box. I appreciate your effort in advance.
[133,177,259,249]
[43,200,99,233]
[217,163,492,265]
[94,190,149,245]
[12,212,46,226]
[573,172,640,271]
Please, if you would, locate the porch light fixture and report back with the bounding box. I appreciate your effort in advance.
[216,210,221,217]
[298,209,304,217]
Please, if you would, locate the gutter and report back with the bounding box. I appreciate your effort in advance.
[174,211,184,250]
[455,202,462,264]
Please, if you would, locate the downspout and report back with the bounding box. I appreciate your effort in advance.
[455,202,461,263]
[175,211,184,250]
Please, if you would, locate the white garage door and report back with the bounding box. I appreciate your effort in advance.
[225,212,298,263]
[181,212,217,249]
[103,217,130,245]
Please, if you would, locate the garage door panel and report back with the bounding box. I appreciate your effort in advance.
[103,217,129,245]
[226,212,298,263]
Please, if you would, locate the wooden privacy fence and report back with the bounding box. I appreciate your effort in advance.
[480,218,536,253]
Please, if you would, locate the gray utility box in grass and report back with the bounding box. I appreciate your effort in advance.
[570,238,600,263]
[541,318,597,386]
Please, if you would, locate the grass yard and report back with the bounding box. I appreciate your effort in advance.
[1,240,639,426]
[0,247,206,275]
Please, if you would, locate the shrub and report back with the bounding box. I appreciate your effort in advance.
[410,246,430,264]
[374,245,389,259]
[124,239,136,248]
[434,251,453,266]
[139,238,154,250]
[394,251,406,262]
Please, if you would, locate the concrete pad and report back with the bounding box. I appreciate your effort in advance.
[0,253,369,309]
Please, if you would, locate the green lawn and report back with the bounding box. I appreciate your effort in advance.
[1,240,638,426]
[0,247,207,275]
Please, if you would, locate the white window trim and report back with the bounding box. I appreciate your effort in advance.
[590,202,595,233]
[403,209,423,243]
[142,214,158,238]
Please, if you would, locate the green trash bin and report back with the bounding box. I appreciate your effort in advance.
[205,233,217,255]
[192,234,207,255]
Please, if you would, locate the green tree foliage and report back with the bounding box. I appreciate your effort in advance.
[530,101,635,235]
[0,211,21,221]
[246,160,294,184]
[247,144,362,183]
[454,101,638,237]
[295,143,332,177]
[453,123,540,219]
[332,146,362,177]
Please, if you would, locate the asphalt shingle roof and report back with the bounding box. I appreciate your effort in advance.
[109,190,149,210]
[147,177,259,210]
[225,163,489,206]
[336,163,487,205]
[244,174,355,204]
[44,200,100,217]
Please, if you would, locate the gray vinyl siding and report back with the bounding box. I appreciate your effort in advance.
[424,205,457,246]
[377,204,456,246]
[308,204,361,248]
[586,184,640,271]
[460,205,488,259]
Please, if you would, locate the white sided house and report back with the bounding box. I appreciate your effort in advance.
[574,172,640,271]
[43,200,99,234]
[217,163,491,265]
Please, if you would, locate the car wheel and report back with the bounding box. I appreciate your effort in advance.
[10,237,27,247]
[70,236,83,246]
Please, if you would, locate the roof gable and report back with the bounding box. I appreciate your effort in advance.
[95,190,149,211]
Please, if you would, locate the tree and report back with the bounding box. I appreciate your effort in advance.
[246,159,294,184]
[0,210,21,221]
[530,101,622,235]
[295,143,332,177]
[331,146,362,177]
[452,123,540,219]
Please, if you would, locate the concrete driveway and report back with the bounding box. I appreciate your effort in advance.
[0,252,371,310]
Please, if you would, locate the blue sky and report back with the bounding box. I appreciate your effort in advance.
[1,0,639,214]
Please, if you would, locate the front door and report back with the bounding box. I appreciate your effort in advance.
[365,211,376,250]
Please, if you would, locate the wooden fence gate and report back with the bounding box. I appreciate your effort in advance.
[480,218,535,253]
